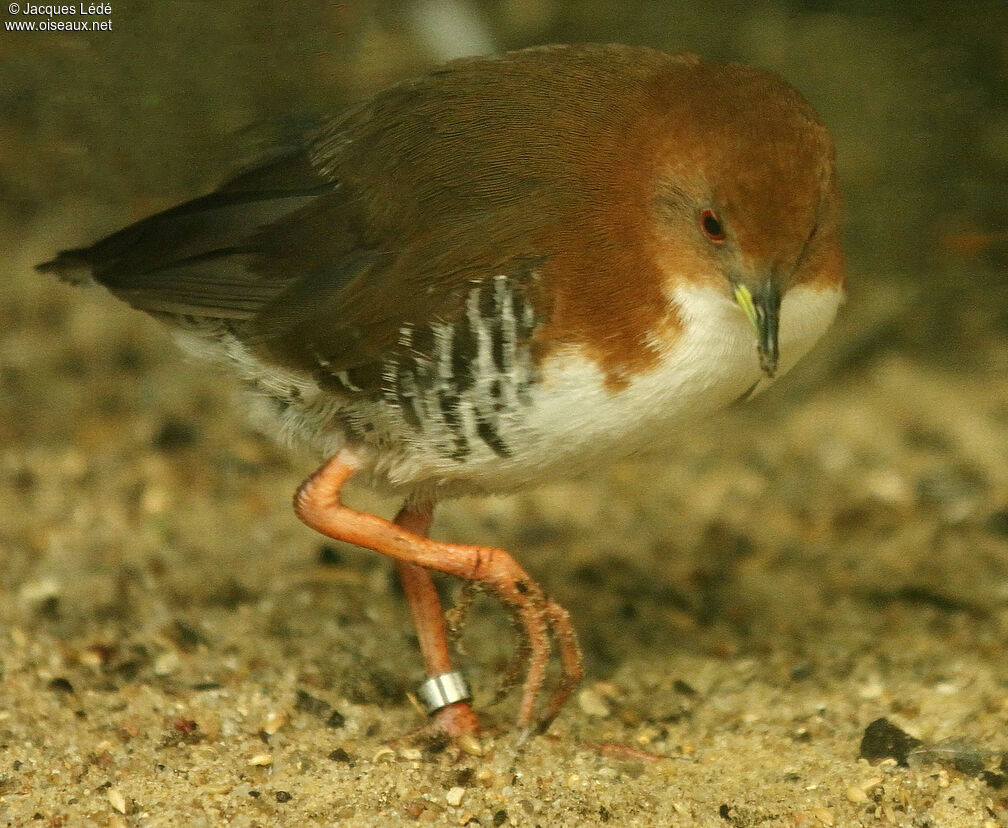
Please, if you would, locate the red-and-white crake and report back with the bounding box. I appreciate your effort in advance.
[40,44,844,741]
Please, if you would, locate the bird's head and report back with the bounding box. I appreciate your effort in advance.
[645,59,845,378]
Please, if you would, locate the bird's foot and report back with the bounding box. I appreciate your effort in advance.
[444,582,477,646]
[387,700,484,755]
[474,553,584,734]
[294,450,584,736]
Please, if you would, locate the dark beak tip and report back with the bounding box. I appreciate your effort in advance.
[758,350,779,379]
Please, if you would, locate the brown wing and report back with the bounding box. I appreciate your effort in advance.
[242,45,691,384]
[39,45,686,392]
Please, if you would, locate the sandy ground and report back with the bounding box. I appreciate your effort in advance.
[2,3,1008,826]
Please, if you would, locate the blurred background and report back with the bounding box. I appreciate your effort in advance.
[2,2,1008,824]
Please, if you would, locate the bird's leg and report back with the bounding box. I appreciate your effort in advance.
[390,503,480,738]
[294,450,584,734]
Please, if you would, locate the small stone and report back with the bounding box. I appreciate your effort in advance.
[108,787,127,814]
[578,688,611,718]
[859,718,921,766]
[329,747,352,763]
[864,469,912,506]
[986,509,1008,538]
[789,661,814,681]
[294,689,332,718]
[248,753,273,767]
[845,786,868,803]
[810,808,835,825]
[635,726,659,746]
[445,786,465,807]
[153,418,198,450]
[402,799,425,819]
[19,577,62,604]
[260,710,287,735]
[168,619,209,652]
[48,677,75,694]
[845,776,882,802]
[593,680,621,699]
[172,718,199,736]
[153,650,180,676]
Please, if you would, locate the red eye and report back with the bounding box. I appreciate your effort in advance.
[700,209,726,242]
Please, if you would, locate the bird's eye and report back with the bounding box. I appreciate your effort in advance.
[700,209,726,243]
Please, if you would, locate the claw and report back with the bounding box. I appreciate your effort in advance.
[482,569,583,731]
[444,582,476,645]
[493,621,531,705]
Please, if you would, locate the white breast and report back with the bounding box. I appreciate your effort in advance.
[397,282,843,495]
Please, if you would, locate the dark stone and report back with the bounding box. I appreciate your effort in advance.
[985,508,1008,537]
[328,747,352,763]
[317,543,344,567]
[295,689,332,718]
[153,418,198,450]
[48,677,75,694]
[859,717,922,766]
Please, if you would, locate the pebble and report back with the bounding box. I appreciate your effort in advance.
[845,777,881,803]
[845,785,867,803]
[809,808,835,825]
[445,786,465,806]
[153,650,180,676]
[107,787,127,814]
[577,687,611,718]
[260,710,287,735]
[18,577,61,604]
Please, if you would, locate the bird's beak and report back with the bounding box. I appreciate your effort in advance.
[733,280,781,378]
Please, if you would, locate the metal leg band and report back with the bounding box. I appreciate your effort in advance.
[416,671,472,715]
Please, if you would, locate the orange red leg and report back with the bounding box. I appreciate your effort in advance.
[293,450,583,735]
[390,506,480,737]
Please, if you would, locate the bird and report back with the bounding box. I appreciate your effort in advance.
[38,43,844,741]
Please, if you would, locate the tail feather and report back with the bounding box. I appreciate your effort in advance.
[35,248,97,285]
[35,147,342,320]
